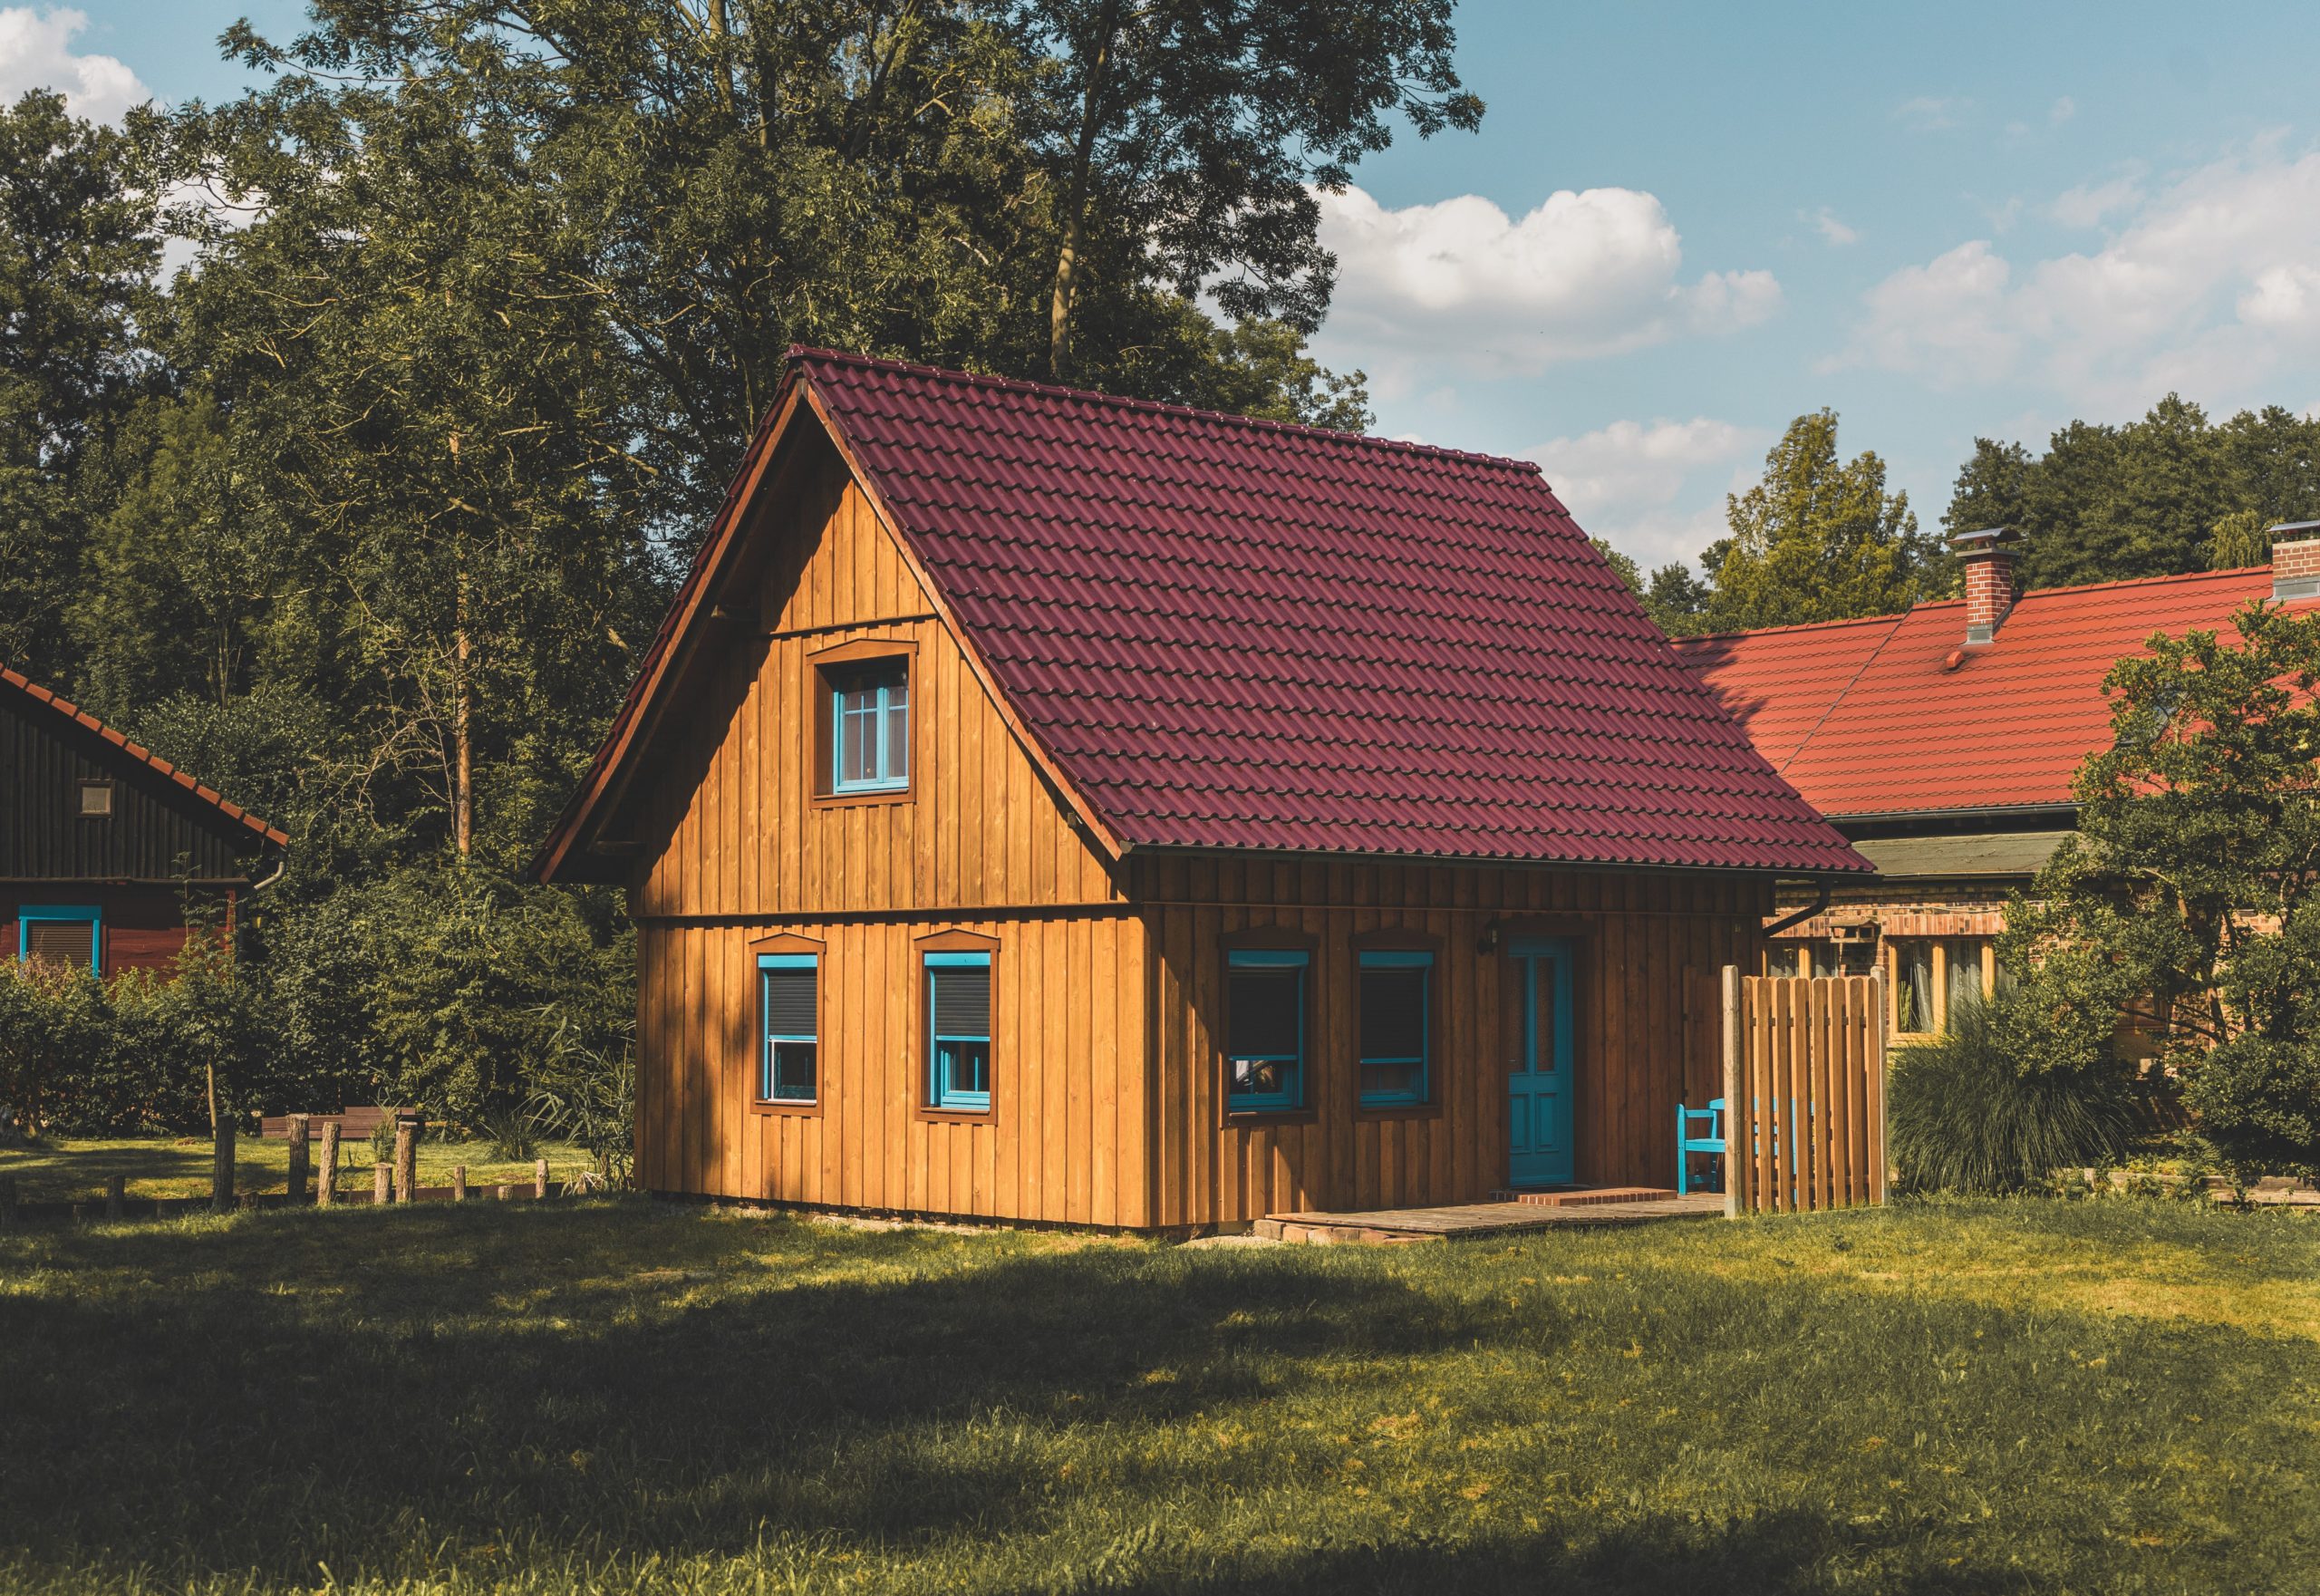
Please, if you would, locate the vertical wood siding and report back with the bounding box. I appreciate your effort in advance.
[2,700,256,883]
[1135,855,1768,1228]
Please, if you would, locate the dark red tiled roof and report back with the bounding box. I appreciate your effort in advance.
[793,351,1862,873]
[1673,566,2284,817]
[2,664,290,847]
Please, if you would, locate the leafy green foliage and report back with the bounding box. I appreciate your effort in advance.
[2184,1037,2320,1180]
[1944,395,2320,590]
[1890,1001,2141,1193]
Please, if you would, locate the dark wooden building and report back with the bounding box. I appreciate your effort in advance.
[4,666,287,977]
[540,351,1868,1231]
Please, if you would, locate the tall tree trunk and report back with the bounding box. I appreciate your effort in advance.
[1049,0,1125,378]
[453,567,473,857]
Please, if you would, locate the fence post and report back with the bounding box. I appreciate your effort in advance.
[392,1114,418,1204]
[373,1162,391,1204]
[1720,964,1743,1219]
[452,1164,467,1203]
[1872,967,1891,1205]
[212,1117,237,1215]
[286,1114,311,1204]
[105,1173,125,1221]
[534,1158,549,1200]
[317,1121,341,1207]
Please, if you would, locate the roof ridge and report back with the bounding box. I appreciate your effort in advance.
[0,663,290,848]
[2013,563,2274,603]
[787,345,1548,478]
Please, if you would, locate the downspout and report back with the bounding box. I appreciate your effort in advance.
[1763,878,1832,938]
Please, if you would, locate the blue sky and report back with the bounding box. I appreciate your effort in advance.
[13,1,2320,572]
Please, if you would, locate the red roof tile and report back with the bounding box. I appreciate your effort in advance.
[542,353,1870,879]
[1673,566,2283,817]
[796,351,1861,873]
[2,664,290,848]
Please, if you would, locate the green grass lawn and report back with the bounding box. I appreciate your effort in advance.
[0,1135,593,1203]
[1,1199,2314,1594]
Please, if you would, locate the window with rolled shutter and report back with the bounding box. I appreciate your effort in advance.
[758,954,818,1101]
[22,912,98,974]
[1358,950,1431,1105]
[927,952,992,1110]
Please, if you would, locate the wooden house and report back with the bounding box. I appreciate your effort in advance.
[538,351,1868,1230]
[4,666,287,977]
[1676,529,2320,1047]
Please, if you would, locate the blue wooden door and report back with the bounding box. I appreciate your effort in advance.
[1505,940,1575,1186]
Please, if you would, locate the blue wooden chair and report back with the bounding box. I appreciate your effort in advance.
[1677,1098,1726,1195]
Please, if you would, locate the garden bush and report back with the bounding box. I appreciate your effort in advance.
[2185,1035,2320,1181]
[1890,999,2142,1194]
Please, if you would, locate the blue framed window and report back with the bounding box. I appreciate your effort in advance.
[1358,950,1431,1107]
[17,904,101,975]
[832,662,910,793]
[1226,948,1306,1111]
[926,951,991,1111]
[758,953,818,1102]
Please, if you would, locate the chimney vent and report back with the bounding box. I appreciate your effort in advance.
[2270,522,2320,602]
[1951,526,2021,647]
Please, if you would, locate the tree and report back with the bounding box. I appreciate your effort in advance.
[1699,410,1927,632]
[0,91,166,673]
[1019,0,1480,376]
[2002,600,2320,1175]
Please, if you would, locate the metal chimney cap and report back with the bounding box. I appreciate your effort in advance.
[2267,520,2320,538]
[1948,525,2022,551]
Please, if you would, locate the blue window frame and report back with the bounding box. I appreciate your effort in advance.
[926,951,991,1111]
[758,953,818,1102]
[1226,948,1306,1111]
[832,662,910,793]
[17,904,101,975]
[1358,950,1431,1107]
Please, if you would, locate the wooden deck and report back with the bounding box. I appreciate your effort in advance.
[1253,1192,1725,1244]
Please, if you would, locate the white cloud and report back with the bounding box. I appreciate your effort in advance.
[1896,95,1971,132]
[1832,144,2320,411]
[1525,417,1768,567]
[1810,208,1860,247]
[1313,183,1781,382]
[0,6,146,122]
[2051,95,2077,125]
[2050,174,2142,228]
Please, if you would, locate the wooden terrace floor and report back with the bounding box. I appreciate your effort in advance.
[1253,1192,1725,1244]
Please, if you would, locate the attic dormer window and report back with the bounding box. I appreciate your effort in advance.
[77,780,114,817]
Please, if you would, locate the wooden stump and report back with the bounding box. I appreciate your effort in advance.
[495,1184,511,1201]
[286,1114,312,1203]
[105,1174,124,1221]
[392,1116,418,1204]
[452,1164,468,1202]
[211,1119,237,1215]
[373,1162,391,1204]
[534,1158,549,1199]
[317,1121,342,1207]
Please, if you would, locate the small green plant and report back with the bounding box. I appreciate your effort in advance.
[1890,1001,2141,1195]
[477,1106,539,1163]
[2184,1035,2320,1182]
[524,1014,634,1188]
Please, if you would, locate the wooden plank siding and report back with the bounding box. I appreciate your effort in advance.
[1134,856,1769,1228]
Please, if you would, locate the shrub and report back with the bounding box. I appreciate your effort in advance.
[1890,1000,2141,1195]
[2184,1036,2320,1181]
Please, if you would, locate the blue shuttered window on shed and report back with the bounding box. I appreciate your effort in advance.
[758,953,818,1102]
[1226,949,1306,1111]
[926,952,991,1111]
[18,904,101,975]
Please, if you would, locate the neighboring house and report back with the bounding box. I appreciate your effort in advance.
[3,666,288,977]
[539,349,1867,1231]
[1675,528,2318,1048]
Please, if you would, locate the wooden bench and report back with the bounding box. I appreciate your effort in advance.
[258,1108,410,1141]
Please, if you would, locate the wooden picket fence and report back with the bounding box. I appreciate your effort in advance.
[1719,967,1889,1215]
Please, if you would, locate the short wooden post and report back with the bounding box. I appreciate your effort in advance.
[1720,964,1744,1219]
[285,1114,312,1203]
[317,1121,341,1206]
[105,1173,125,1221]
[212,1117,237,1214]
[392,1114,418,1204]
[0,1174,17,1226]
[373,1162,391,1204]
[452,1164,468,1202]
[534,1158,549,1199]
[1871,967,1891,1205]
[495,1183,511,1201]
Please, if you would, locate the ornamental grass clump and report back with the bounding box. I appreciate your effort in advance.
[1890,999,2141,1195]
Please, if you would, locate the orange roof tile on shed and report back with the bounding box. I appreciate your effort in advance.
[2,664,290,848]
[1673,565,2284,818]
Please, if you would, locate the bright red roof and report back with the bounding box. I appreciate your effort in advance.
[2,664,290,847]
[1674,566,2284,817]
[544,351,1868,878]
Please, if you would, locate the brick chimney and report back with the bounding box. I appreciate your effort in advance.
[2270,522,2320,602]
[1951,526,2022,647]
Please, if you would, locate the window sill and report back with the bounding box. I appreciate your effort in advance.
[812,786,914,810]
[749,1098,823,1117]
